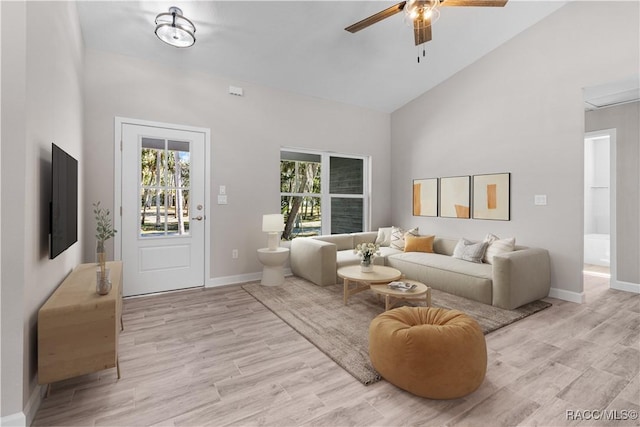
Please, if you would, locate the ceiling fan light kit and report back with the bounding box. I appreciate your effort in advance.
[345,0,508,62]
[404,0,440,25]
[155,6,196,48]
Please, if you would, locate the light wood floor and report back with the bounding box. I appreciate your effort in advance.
[34,275,639,427]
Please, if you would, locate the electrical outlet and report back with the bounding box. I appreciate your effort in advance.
[232,249,238,259]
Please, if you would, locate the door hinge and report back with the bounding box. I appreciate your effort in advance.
[120,206,122,216]
[120,140,123,151]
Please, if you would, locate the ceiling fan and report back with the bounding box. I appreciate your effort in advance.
[345,0,508,50]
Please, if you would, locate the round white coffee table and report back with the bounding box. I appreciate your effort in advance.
[337,265,401,305]
[370,280,431,311]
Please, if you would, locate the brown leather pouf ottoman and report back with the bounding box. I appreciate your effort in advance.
[369,306,487,399]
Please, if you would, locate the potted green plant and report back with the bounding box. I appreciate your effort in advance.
[93,201,117,295]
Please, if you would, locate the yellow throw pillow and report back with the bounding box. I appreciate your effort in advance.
[404,235,435,253]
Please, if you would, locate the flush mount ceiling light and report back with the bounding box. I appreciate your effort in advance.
[155,6,196,48]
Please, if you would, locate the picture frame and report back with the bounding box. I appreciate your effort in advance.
[412,178,438,217]
[472,173,511,221]
[439,176,470,219]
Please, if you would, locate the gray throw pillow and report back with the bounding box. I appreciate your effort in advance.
[452,238,488,263]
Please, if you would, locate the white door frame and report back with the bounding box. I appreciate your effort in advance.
[114,117,211,286]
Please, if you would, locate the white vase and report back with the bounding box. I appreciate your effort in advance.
[361,259,373,273]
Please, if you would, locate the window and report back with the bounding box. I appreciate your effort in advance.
[280,149,368,239]
[140,138,191,237]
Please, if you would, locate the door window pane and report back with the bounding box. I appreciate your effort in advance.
[169,140,190,189]
[140,138,191,237]
[140,188,167,236]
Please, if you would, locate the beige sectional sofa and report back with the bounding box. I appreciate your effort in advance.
[290,231,551,310]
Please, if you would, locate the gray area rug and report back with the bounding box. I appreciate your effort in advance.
[242,276,551,385]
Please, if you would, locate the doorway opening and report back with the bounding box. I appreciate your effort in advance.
[583,129,616,297]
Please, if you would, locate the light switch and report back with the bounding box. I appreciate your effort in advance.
[219,185,226,195]
[534,195,547,206]
[217,195,228,205]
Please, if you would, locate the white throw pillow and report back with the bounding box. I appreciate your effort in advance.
[375,227,393,247]
[452,238,488,264]
[483,233,515,264]
[390,226,419,250]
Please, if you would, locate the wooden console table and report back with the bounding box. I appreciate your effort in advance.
[38,261,123,395]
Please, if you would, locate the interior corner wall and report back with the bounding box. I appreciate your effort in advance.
[586,101,640,285]
[389,1,639,297]
[82,49,391,281]
[1,1,84,421]
[1,1,27,420]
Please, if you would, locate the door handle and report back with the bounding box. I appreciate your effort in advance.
[191,215,203,221]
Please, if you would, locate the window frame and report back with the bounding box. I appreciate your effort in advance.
[280,148,370,237]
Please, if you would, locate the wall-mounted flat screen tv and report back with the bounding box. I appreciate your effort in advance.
[50,143,78,259]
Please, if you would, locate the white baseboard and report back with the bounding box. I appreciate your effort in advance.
[0,382,43,427]
[548,287,585,304]
[206,269,293,288]
[611,280,640,294]
[24,383,44,427]
[0,412,26,427]
[206,272,262,287]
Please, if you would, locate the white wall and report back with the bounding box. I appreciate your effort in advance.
[390,1,639,298]
[82,49,391,282]
[1,1,84,422]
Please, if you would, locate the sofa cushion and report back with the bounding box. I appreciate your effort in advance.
[352,231,378,247]
[375,227,393,247]
[386,252,493,305]
[483,233,515,264]
[433,237,459,256]
[390,252,493,280]
[452,238,488,263]
[390,226,419,250]
[336,250,365,269]
[314,233,354,251]
[336,247,403,270]
[378,246,404,260]
[405,235,434,253]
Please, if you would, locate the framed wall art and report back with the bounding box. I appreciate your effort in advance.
[439,176,470,219]
[413,178,438,217]
[472,173,511,221]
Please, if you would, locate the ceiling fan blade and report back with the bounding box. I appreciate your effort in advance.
[440,0,508,6]
[413,17,433,46]
[345,1,407,33]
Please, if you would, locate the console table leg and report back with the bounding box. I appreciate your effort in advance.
[45,384,51,398]
[116,357,121,379]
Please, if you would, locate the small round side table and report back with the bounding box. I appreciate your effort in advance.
[257,247,289,286]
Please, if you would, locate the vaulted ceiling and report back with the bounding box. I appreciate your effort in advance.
[77,1,568,112]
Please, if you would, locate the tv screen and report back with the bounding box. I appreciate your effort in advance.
[50,143,78,259]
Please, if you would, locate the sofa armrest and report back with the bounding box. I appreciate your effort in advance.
[491,248,551,310]
[290,238,337,286]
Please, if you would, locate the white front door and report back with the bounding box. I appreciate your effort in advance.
[120,122,206,296]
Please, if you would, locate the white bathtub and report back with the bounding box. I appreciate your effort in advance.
[584,233,610,266]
